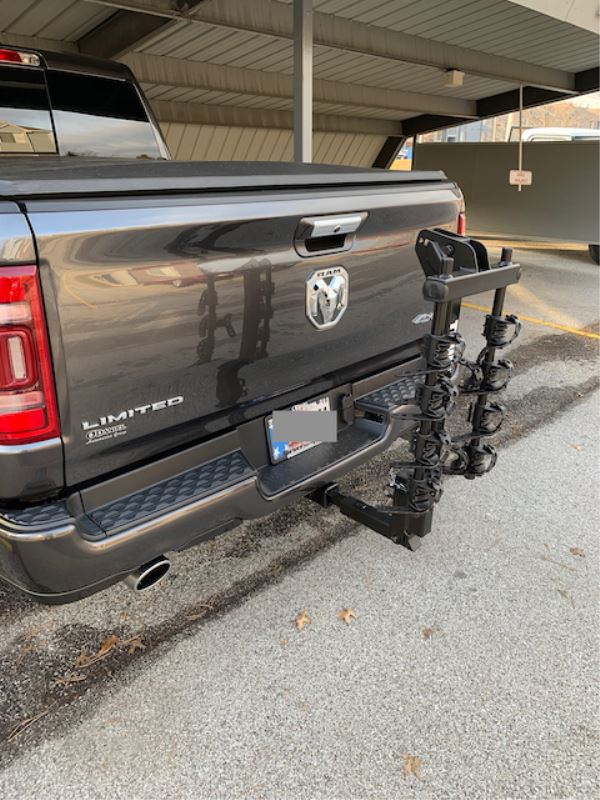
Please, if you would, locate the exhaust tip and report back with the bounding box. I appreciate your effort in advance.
[124,556,171,592]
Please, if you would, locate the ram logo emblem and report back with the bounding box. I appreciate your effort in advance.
[305,267,349,330]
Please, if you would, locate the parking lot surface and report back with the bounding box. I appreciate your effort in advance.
[0,243,598,799]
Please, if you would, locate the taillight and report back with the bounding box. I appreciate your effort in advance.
[457,205,467,236]
[0,48,41,66]
[0,265,60,444]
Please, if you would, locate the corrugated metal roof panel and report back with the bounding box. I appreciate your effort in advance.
[308,0,599,72]
[0,0,113,42]
[144,81,417,121]
[137,20,515,102]
[2,0,596,80]
[154,0,597,80]
[160,120,384,166]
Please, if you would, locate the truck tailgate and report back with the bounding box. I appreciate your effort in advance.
[24,176,459,486]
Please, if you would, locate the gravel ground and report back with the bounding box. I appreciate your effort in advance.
[0,243,598,799]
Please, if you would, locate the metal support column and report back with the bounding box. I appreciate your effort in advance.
[293,0,313,163]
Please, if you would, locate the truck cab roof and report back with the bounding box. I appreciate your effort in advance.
[0,44,133,80]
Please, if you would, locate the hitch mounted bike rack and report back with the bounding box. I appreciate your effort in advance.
[311,229,522,551]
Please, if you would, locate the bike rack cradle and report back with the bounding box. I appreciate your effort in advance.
[310,228,522,550]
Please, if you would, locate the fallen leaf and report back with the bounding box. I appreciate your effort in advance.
[569,443,584,452]
[97,634,120,657]
[295,610,312,631]
[279,638,289,647]
[122,634,146,655]
[186,601,215,621]
[569,547,586,558]
[6,703,56,743]
[541,554,577,574]
[74,634,121,668]
[74,650,93,669]
[402,754,424,779]
[423,623,444,640]
[50,672,86,688]
[557,588,575,607]
[337,608,357,626]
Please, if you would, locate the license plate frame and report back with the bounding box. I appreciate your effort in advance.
[265,396,331,464]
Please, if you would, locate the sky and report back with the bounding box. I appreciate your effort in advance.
[572,92,600,110]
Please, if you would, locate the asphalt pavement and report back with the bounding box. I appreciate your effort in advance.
[0,242,598,799]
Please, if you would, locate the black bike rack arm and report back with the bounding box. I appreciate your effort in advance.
[423,263,521,302]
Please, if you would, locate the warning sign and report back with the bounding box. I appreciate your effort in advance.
[509,169,533,186]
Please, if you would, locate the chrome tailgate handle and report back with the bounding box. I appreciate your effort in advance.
[301,213,366,238]
[295,212,367,256]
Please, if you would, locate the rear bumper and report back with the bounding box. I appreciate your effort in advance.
[0,357,428,602]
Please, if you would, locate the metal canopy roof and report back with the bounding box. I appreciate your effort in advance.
[1,0,598,167]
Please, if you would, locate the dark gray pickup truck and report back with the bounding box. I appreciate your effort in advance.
[0,46,521,602]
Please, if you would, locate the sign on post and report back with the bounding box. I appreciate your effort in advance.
[509,169,533,186]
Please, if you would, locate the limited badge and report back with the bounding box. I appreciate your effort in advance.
[305,266,349,330]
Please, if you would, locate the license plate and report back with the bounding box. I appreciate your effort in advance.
[266,397,331,463]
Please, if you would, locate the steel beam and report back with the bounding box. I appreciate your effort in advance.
[293,0,313,163]
[0,32,78,53]
[372,136,405,169]
[575,67,600,93]
[79,0,209,59]
[150,98,402,135]
[122,53,478,118]
[85,0,577,92]
[79,10,169,58]
[400,68,598,137]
